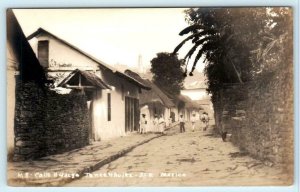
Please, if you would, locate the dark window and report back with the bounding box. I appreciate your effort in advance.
[38,40,49,68]
[107,93,111,121]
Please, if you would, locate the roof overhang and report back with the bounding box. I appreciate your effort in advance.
[58,69,111,89]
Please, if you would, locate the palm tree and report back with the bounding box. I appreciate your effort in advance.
[173,24,243,83]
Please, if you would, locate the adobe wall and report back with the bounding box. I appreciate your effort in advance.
[13,82,90,161]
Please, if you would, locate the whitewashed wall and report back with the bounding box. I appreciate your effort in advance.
[29,35,99,86]
[93,71,139,140]
[181,89,210,101]
[29,33,140,140]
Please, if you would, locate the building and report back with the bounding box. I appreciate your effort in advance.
[124,70,176,130]
[173,94,203,121]
[181,83,213,119]
[7,10,48,159]
[27,28,150,140]
[181,82,210,101]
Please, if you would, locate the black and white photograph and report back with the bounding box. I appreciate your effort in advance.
[6,7,293,186]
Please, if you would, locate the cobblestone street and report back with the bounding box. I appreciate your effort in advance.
[67,121,290,186]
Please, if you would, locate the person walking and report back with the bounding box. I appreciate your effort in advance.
[179,114,185,133]
[201,112,209,131]
[139,114,148,134]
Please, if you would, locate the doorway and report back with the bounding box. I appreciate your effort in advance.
[125,96,139,132]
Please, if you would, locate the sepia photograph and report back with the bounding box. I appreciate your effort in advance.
[6,7,293,187]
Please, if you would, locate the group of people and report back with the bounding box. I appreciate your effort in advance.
[179,112,210,133]
[140,112,210,134]
[139,114,166,134]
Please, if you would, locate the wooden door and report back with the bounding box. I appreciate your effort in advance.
[125,97,140,132]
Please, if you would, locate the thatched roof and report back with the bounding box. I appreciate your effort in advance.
[124,70,175,108]
[58,69,111,89]
[177,95,203,109]
[115,71,150,90]
[163,91,203,110]
[124,70,146,85]
[143,80,175,108]
[139,85,165,107]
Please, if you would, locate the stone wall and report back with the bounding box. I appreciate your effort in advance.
[213,66,293,172]
[13,82,90,161]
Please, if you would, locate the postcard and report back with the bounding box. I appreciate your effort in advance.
[6,7,293,187]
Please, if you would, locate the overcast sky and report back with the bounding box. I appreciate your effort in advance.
[14,8,204,72]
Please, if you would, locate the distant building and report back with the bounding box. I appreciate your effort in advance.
[124,70,175,130]
[181,87,210,101]
[172,94,203,121]
[181,86,213,120]
[181,80,210,101]
[27,28,150,140]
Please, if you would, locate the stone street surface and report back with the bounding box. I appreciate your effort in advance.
[67,121,290,186]
[7,131,165,186]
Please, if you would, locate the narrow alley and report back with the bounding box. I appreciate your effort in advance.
[67,121,289,186]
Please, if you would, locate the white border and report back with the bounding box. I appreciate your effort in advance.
[1,1,299,192]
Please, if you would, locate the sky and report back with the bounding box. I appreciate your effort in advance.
[13,8,205,72]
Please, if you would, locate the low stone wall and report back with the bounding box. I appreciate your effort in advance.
[13,82,90,161]
[213,67,293,171]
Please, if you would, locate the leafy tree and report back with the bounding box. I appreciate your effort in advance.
[150,52,185,95]
[173,7,292,98]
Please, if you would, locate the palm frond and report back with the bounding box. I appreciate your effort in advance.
[184,36,215,60]
[173,33,201,54]
[192,42,218,72]
[179,25,207,36]
[191,29,217,43]
[173,30,215,54]
[184,45,198,60]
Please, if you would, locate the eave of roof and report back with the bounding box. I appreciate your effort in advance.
[123,70,175,107]
[27,28,149,89]
[58,69,111,89]
[146,81,175,108]
[115,71,151,90]
[28,28,116,72]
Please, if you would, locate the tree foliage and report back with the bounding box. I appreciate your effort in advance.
[173,7,292,97]
[150,52,185,95]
